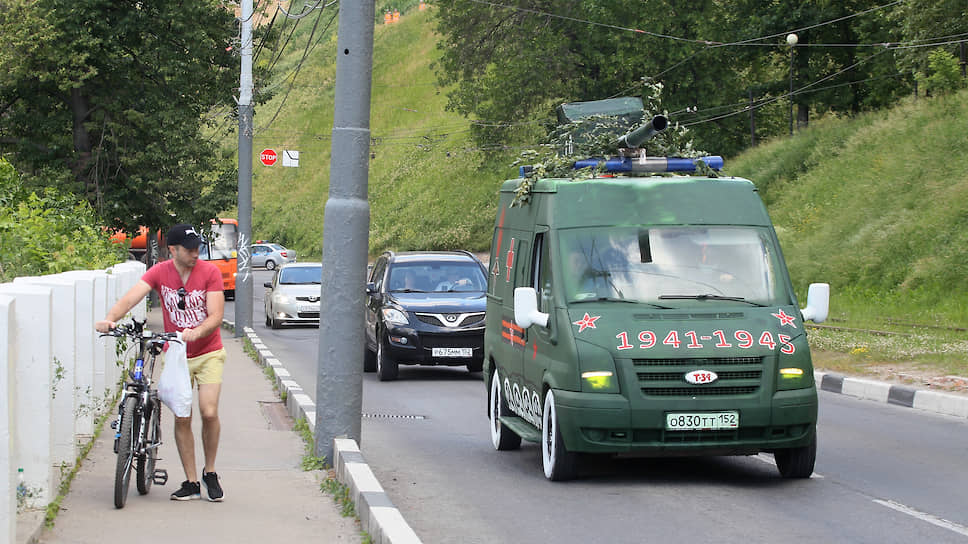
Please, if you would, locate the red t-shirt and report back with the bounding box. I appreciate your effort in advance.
[142,259,223,358]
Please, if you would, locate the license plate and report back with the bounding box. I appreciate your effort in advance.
[432,347,473,358]
[297,303,319,312]
[666,411,739,431]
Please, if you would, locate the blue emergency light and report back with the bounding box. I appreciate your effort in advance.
[517,155,724,178]
[573,155,724,173]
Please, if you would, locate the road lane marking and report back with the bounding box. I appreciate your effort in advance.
[874,499,968,537]
[753,453,824,478]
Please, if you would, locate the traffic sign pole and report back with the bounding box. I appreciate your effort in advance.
[236,0,253,336]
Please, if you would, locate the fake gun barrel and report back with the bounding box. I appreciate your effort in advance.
[614,115,669,149]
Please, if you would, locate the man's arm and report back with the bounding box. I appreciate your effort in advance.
[180,289,225,343]
[95,280,153,332]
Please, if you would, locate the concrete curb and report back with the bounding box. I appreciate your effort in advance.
[815,371,968,419]
[227,321,422,544]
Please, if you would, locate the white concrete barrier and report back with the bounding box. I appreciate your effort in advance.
[12,277,78,469]
[60,271,110,418]
[0,262,148,524]
[61,271,110,427]
[103,272,121,389]
[0,283,54,507]
[1,295,16,544]
[55,272,95,438]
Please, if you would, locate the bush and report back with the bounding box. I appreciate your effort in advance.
[0,158,125,281]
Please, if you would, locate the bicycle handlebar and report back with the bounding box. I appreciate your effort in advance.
[99,323,182,344]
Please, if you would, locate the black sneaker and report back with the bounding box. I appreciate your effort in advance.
[202,471,224,502]
[170,480,201,501]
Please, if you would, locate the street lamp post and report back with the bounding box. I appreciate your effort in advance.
[787,33,798,136]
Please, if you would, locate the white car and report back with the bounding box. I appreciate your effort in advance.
[264,262,321,329]
[251,243,296,270]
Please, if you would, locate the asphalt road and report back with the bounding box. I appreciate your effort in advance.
[227,272,968,543]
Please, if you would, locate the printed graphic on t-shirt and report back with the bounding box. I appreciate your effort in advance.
[161,285,208,328]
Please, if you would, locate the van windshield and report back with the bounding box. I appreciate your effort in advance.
[559,226,789,306]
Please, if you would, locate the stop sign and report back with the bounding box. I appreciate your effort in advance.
[260,149,277,166]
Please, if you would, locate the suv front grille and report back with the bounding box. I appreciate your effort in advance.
[633,357,764,397]
[415,312,485,328]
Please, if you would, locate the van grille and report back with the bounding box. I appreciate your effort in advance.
[633,357,764,397]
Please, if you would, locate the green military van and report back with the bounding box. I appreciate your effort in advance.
[484,168,829,480]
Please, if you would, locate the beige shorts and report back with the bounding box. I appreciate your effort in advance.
[186,348,226,386]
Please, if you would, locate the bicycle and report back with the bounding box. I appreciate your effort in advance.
[101,319,179,508]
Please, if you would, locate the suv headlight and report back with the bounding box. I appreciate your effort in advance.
[381,307,409,326]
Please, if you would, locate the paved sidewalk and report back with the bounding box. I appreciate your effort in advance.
[20,311,362,544]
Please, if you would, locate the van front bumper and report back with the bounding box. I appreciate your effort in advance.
[552,387,817,455]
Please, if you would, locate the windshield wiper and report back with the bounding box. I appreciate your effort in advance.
[657,294,766,307]
[572,297,673,309]
[391,288,427,293]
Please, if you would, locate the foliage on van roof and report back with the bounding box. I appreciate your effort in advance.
[500,176,772,229]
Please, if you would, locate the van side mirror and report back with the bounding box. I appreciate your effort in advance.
[366,282,376,295]
[514,287,549,328]
[800,283,829,323]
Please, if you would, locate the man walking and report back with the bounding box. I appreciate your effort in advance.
[96,224,227,502]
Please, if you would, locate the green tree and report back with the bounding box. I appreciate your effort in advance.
[0,0,265,235]
[894,0,968,77]
[916,48,964,95]
[433,1,912,157]
[0,158,125,281]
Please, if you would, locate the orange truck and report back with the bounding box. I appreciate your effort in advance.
[200,218,239,300]
[110,226,163,265]
[110,218,239,299]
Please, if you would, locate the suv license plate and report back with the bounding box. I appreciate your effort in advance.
[666,411,739,431]
[432,347,473,358]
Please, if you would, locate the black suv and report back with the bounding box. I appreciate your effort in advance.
[364,251,488,381]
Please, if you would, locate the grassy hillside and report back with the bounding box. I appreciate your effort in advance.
[247,5,516,261]
[243,7,968,379]
[727,90,968,326]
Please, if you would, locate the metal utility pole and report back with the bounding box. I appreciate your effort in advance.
[315,0,374,463]
[787,33,798,136]
[236,0,254,336]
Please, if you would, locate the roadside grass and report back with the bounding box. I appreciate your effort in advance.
[241,5,516,260]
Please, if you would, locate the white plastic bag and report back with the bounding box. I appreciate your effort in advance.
[157,333,193,417]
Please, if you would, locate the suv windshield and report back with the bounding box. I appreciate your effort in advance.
[388,261,486,293]
[559,226,789,306]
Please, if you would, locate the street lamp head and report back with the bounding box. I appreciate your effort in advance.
[787,33,799,46]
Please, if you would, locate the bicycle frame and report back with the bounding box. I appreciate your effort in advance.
[104,319,177,508]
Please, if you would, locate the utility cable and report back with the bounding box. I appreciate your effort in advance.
[256,7,338,133]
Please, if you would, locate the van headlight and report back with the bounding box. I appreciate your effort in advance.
[577,342,619,393]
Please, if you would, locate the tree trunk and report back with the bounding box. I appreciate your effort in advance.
[69,88,96,204]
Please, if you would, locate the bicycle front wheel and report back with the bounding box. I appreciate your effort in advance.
[136,395,161,495]
[114,395,139,508]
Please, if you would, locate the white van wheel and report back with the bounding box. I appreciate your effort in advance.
[489,370,521,451]
[541,389,578,481]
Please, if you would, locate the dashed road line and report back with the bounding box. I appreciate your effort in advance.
[873,499,968,538]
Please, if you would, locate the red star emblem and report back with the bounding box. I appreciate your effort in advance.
[772,309,797,328]
[572,313,601,333]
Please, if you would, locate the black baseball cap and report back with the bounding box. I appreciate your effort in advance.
[166,224,202,250]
